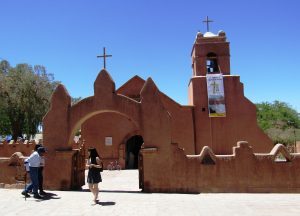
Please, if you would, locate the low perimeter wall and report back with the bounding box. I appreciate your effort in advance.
[0,152,27,187]
[142,141,300,193]
[2,140,300,193]
[0,140,36,157]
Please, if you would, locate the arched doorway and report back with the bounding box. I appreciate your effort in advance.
[125,135,143,169]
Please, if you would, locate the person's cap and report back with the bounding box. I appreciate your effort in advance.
[35,144,42,151]
[37,147,46,153]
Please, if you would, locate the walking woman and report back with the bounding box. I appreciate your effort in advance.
[86,147,102,204]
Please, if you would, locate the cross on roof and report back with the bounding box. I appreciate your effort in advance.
[203,16,213,32]
[97,47,112,69]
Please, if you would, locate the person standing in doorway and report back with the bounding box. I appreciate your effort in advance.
[86,148,102,204]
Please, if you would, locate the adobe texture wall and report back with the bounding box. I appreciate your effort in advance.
[0,152,27,186]
[142,141,300,193]
[189,75,273,154]
[0,140,35,157]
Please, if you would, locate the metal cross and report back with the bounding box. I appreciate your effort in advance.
[203,16,213,32]
[97,47,112,69]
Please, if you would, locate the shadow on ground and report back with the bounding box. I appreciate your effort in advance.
[97,201,116,206]
[81,189,142,194]
[35,192,61,202]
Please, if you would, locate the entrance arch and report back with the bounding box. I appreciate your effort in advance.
[43,70,172,191]
[79,111,139,170]
[125,135,144,169]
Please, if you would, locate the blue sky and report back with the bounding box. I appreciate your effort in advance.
[1,0,300,112]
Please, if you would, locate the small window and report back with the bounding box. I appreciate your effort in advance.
[206,53,219,73]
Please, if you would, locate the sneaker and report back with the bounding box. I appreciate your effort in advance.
[33,194,43,199]
[21,191,30,198]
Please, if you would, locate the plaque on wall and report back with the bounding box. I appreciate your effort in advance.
[105,137,112,146]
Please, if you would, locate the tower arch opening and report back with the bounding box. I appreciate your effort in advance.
[206,52,219,73]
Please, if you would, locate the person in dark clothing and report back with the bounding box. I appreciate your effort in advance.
[26,144,46,196]
[86,147,102,204]
[38,154,46,195]
[29,144,46,195]
[22,147,46,199]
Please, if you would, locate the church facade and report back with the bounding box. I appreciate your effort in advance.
[75,30,273,170]
[40,30,300,192]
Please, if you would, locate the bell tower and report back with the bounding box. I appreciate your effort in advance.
[188,23,273,155]
[191,30,230,76]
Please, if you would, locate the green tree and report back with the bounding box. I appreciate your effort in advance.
[0,60,11,135]
[256,101,300,130]
[0,60,59,140]
[0,107,11,135]
[256,101,300,146]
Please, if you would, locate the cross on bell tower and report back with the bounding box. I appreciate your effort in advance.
[203,16,213,32]
[97,47,112,69]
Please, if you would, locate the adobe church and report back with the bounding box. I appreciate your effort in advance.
[36,27,300,192]
[76,29,274,166]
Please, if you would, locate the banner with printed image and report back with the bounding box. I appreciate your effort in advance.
[206,74,226,117]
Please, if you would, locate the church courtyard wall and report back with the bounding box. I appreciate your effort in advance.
[142,141,300,193]
[0,140,35,157]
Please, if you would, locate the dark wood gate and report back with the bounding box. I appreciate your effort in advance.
[71,140,86,190]
[138,151,144,190]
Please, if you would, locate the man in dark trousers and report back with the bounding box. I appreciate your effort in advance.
[21,146,46,199]
[33,143,47,195]
[38,144,46,195]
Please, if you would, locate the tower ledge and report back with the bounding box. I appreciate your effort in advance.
[195,30,227,44]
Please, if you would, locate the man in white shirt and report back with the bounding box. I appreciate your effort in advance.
[21,147,46,199]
